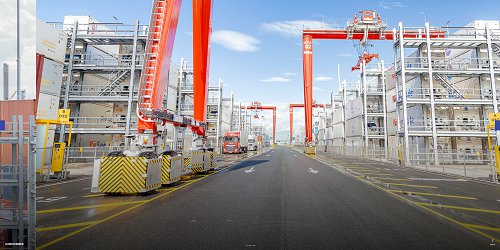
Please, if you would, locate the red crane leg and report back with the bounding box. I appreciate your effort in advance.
[302,35,313,143]
[273,108,276,145]
[192,0,212,135]
[289,106,293,144]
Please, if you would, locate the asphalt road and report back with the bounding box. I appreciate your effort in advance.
[38,146,496,249]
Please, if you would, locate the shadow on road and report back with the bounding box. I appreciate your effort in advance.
[225,160,269,172]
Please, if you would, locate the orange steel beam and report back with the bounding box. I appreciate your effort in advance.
[301,28,445,143]
[241,106,276,144]
[192,0,212,135]
[289,104,330,144]
[138,0,182,133]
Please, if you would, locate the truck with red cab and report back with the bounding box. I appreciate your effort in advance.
[222,131,248,154]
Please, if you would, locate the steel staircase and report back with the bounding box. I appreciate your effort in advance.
[433,73,464,99]
[492,43,500,58]
[97,70,131,96]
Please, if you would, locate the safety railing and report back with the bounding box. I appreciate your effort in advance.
[58,23,149,37]
[366,127,385,135]
[406,119,488,132]
[180,104,194,112]
[65,146,128,163]
[402,57,495,70]
[69,53,144,67]
[61,84,139,97]
[398,87,496,100]
[71,116,137,128]
[315,145,492,179]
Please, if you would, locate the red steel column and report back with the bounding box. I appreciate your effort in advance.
[289,106,293,144]
[273,108,276,144]
[193,0,212,134]
[302,35,313,142]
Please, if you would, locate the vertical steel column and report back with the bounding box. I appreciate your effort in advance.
[176,58,184,115]
[486,28,498,112]
[28,115,35,249]
[17,115,24,247]
[381,60,388,160]
[303,35,313,143]
[125,20,140,147]
[425,22,439,165]
[238,101,241,130]
[362,60,369,154]
[16,0,20,100]
[398,22,410,164]
[60,21,78,142]
[229,92,234,130]
[216,78,222,152]
[342,80,347,148]
[3,63,8,100]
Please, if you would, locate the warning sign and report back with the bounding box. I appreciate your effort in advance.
[57,109,70,123]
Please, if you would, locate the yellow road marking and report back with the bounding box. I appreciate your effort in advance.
[387,190,477,200]
[354,170,383,174]
[372,177,412,182]
[83,194,105,198]
[413,202,500,215]
[383,183,438,189]
[343,175,500,243]
[38,162,234,249]
[37,201,144,214]
[364,173,393,176]
[461,223,500,232]
[312,155,500,243]
[37,221,101,232]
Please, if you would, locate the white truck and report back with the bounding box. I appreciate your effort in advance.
[248,134,258,151]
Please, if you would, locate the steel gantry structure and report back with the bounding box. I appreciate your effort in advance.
[289,103,330,144]
[240,102,276,144]
[301,10,445,143]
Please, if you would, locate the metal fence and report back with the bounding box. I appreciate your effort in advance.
[65,146,127,163]
[316,145,494,179]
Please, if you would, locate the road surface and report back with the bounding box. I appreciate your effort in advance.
[37,147,498,249]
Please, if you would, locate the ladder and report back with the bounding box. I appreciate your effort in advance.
[433,73,464,99]
[137,0,166,121]
[98,70,131,96]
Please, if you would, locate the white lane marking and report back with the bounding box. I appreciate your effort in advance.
[293,155,297,157]
[408,178,467,182]
[266,154,271,156]
[36,196,68,203]
[244,167,255,173]
[37,177,92,189]
[308,168,318,174]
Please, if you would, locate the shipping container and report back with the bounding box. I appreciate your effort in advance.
[345,97,363,120]
[36,93,60,121]
[0,100,35,165]
[331,123,343,138]
[345,116,364,137]
[386,88,397,112]
[36,19,68,64]
[40,58,64,96]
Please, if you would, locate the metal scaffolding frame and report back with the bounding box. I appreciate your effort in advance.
[394,21,500,165]
[0,115,36,249]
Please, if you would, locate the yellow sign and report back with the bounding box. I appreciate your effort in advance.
[57,109,70,122]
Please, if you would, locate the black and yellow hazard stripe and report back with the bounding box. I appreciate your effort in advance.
[183,157,191,172]
[99,156,149,194]
[161,155,171,184]
[192,167,204,173]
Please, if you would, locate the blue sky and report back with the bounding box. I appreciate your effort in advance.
[37,0,500,133]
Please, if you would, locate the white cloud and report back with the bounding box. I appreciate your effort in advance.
[313,87,323,91]
[211,30,260,52]
[0,0,36,99]
[260,76,291,82]
[315,76,333,82]
[379,1,406,9]
[283,72,296,76]
[261,20,336,37]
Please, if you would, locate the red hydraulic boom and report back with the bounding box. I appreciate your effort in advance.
[136,0,212,141]
[240,102,277,145]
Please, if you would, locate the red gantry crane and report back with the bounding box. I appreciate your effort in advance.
[240,102,277,145]
[302,10,445,145]
[289,103,330,144]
